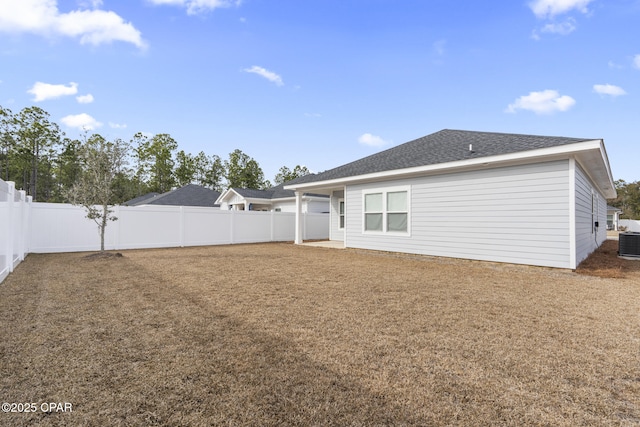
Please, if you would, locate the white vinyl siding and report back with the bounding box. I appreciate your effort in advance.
[345,160,572,268]
[574,163,607,266]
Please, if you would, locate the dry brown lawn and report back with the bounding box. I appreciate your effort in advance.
[1,242,639,426]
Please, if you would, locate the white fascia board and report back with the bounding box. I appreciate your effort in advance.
[243,197,273,205]
[285,139,607,192]
[269,197,295,203]
[269,195,329,203]
[215,188,246,205]
[598,142,616,195]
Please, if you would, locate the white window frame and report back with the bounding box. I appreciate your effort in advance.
[362,186,410,235]
[338,198,345,230]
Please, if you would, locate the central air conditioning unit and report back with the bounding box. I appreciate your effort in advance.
[619,232,640,258]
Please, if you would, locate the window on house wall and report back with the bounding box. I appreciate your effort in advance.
[363,187,409,234]
[364,193,383,231]
[339,199,345,229]
[387,191,408,232]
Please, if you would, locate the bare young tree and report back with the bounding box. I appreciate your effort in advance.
[66,134,130,251]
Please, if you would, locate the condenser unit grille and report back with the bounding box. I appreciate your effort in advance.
[619,232,640,257]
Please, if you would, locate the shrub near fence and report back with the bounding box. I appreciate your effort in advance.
[0,179,31,284]
[29,203,329,253]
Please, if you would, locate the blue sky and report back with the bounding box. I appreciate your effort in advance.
[1,0,638,183]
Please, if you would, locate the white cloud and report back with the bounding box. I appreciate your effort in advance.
[147,0,241,15]
[529,0,593,19]
[76,93,94,104]
[540,18,576,35]
[593,84,626,97]
[505,90,576,115]
[60,113,102,130]
[0,0,146,48]
[28,81,78,102]
[358,133,390,147]
[109,122,127,129]
[634,55,640,70]
[78,0,104,8]
[608,60,623,69]
[243,66,284,86]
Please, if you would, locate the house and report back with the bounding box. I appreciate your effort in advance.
[215,183,329,213]
[607,205,622,231]
[285,129,616,269]
[123,184,221,207]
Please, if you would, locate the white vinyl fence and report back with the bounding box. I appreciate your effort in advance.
[0,180,31,283]
[1,178,329,284]
[29,203,329,253]
[619,219,640,232]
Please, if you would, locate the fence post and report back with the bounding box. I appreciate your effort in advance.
[6,181,15,273]
[24,194,32,257]
[16,190,25,261]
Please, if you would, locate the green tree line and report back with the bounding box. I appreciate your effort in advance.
[0,105,309,203]
[610,179,640,220]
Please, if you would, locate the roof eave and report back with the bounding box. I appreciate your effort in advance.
[285,139,616,197]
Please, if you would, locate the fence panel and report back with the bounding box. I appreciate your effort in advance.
[115,205,182,249]
[304,213,331,240]
[0,179,9,283]
[272,212,296,242]
[30,203,98,253]
[28,203,329,253]
[182,207,234,246]
[619,219,640,232]
[232,211,272,244]
[0,179,31,284]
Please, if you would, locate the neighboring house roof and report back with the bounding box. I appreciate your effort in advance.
[124,184,221,207]
[123,192,159,206]
[607,205,622,212]
[286,129,616,198]
[216,179,328,205]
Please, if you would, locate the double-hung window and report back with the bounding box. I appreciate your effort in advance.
[363,187,409,234]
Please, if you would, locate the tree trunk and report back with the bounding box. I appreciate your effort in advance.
[100,204,107,252]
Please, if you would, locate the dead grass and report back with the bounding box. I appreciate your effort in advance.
[1,243,639,426]
[576,239,640,278]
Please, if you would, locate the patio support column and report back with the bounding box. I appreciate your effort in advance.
[294,191,303,244]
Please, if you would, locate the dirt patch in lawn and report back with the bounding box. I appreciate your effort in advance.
[82,251,124,260]
[1,243,639,426]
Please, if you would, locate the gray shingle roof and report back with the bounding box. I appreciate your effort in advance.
[122,192,159,206]
[293,129,594,184]
[124,184,221,207]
